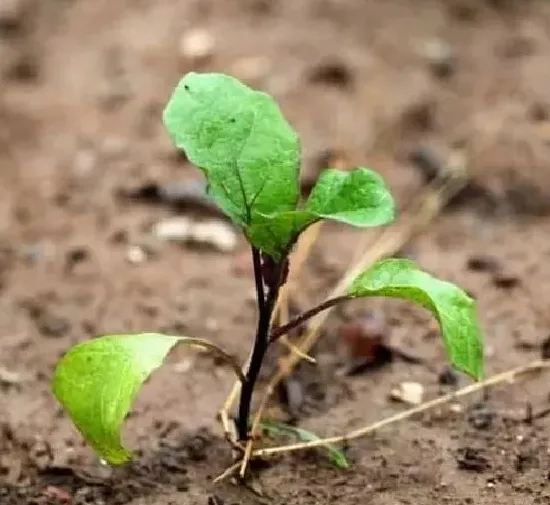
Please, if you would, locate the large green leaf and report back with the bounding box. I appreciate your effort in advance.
[163,72,300,229]
[348,259,483,380]
[52,333,241,465]
[247,167,396,259]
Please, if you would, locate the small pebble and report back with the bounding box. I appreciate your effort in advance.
[179,28,215,63]
[390,382,425,405]
[0,365,21,386]
[484,344,495,359]
[126,245,147,265]
[449,402,464,414]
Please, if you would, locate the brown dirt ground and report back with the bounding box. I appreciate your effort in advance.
[2,0,550,504]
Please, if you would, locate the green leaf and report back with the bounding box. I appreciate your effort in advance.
[52,333,242,465]
[247,167,396,259]
[305,167,395,227]
[163,74,395,258]
[163,72,300,229]
[260,421,349,469]
[347,258,483,380]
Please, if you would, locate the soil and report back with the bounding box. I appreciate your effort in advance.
[2,0,550,504]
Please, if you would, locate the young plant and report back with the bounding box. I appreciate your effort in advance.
[52,72,483,467]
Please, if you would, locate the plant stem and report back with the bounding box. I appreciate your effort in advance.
[269,295,350,343]
[237,250,282,441]
[237,290,278,441]
[251,247,265,313]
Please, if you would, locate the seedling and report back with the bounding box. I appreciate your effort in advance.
[52,72,483,468]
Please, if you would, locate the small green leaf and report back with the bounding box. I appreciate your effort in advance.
[347,259,483,380]
[305,167,396,227]
[260,421,349,469]
[247,167,396,259]
[163,72,300,230]
[52,333,241,465]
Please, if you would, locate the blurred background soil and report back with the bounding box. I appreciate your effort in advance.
[2,0,550,504]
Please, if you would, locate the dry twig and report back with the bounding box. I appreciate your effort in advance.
[213,358,550,482]
[252,359,550,457]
